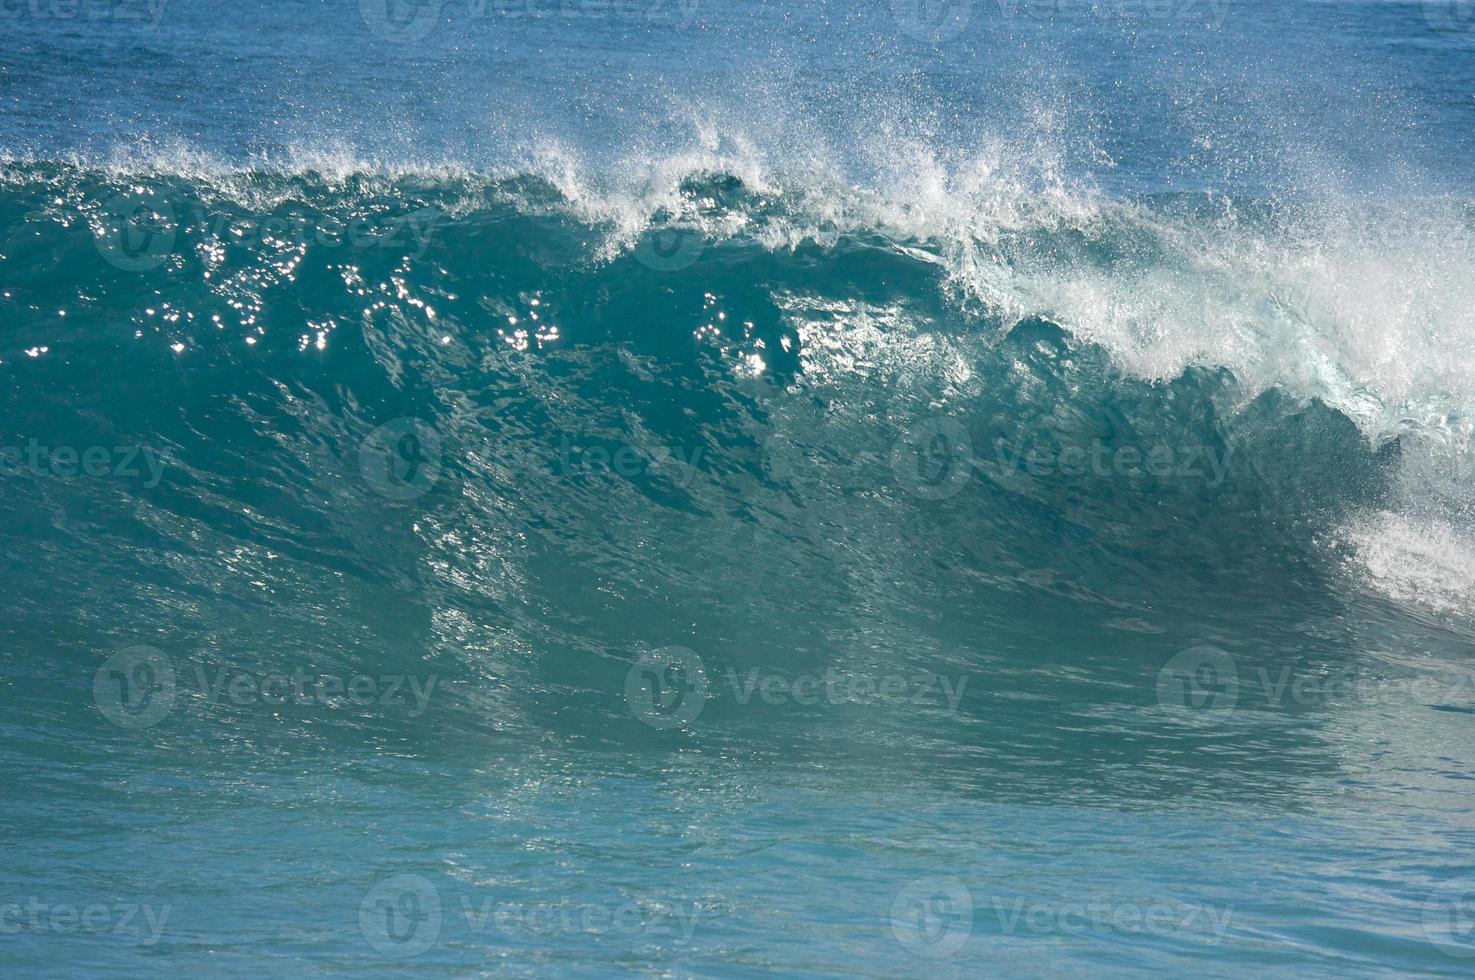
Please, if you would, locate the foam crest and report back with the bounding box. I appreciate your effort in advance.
[12,130,1475,442]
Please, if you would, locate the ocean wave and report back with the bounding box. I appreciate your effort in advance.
[3,151,1472,622]
[7,151,1473,420]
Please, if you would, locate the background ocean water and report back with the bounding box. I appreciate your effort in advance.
[4,0,1475,975]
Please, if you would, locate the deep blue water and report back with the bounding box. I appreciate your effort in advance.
[4,0,1475,976]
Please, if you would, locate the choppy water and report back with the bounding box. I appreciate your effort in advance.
[4,0,1475,976]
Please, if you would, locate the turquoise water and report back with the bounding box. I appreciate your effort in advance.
[5,1,1475,976]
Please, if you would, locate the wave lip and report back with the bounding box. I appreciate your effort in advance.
[11,150,1474,431]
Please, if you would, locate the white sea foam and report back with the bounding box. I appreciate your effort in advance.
[1343,511,1475,621]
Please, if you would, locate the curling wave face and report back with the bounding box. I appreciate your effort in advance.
[4,151,1473,626]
